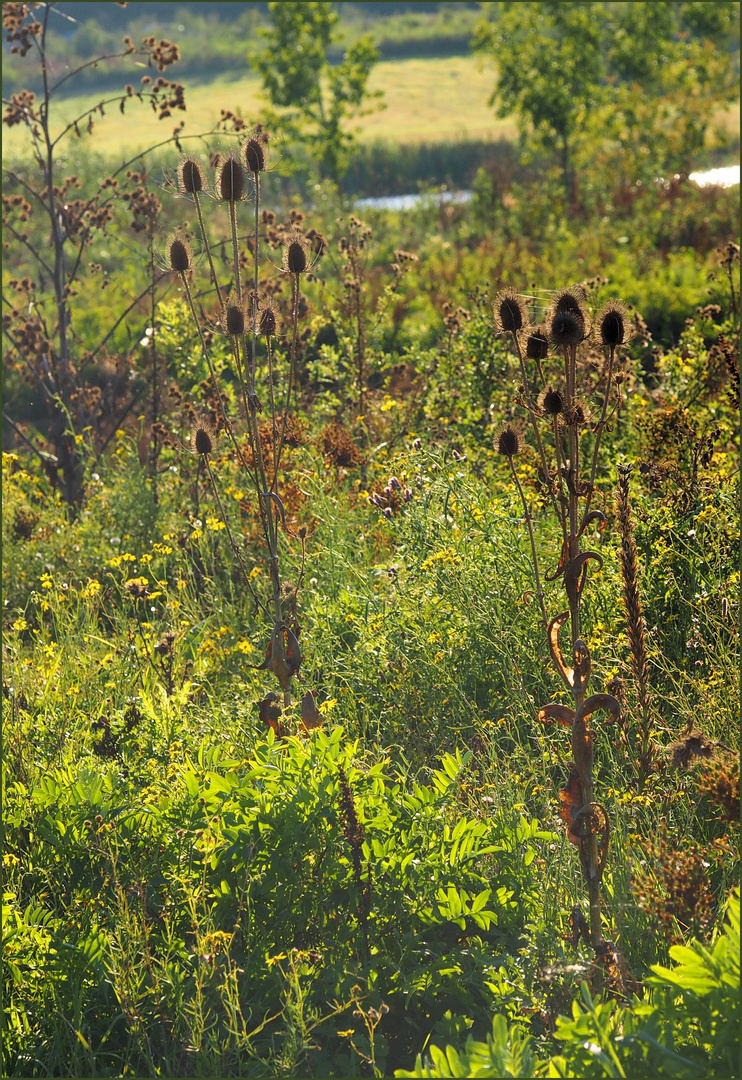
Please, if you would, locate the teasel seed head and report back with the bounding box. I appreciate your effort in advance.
[178,156,204,195]
[283,232,310,275]
[193,420,215,457]
[598,301,631,347]
[243,127,270,174]
[567,398,592,427]
[167,234,192,274]
[526,325,549,360]
[495,423,522,458]
[494,289,528,333]
[258,302,277,337]
[538,385,564,416]
[225,302,245,337]
[216,152,245,202]
[549,308,585,348]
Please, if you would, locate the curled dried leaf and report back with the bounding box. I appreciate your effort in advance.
[565,551,603,608]
[258,692,284,737]
[538,702,575,727]
[576,693,621,726]
[559,764,583,844]
[572,639,591,695]
[548,611,574,688]
[545,538,570,582]
[578,510,607,538]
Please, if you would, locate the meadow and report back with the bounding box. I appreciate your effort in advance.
[2,3,740,1078]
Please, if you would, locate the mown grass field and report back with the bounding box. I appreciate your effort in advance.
[2,55,516,160]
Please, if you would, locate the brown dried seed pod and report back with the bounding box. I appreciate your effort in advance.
[549,308,585,348]
[494,289,527,333]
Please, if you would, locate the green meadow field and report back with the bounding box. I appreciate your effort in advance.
[2,55,514,159]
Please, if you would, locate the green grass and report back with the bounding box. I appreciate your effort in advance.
[1,56,513,160]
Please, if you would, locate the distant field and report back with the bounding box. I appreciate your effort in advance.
[3,53,737,164]
[2,55,513,160]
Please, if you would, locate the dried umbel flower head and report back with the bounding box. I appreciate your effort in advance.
[216,152,246,202]
[598,301,631,347]
[166,234,193,274]
[538,385,564,416]
[494,289,528,333]
[283,232,310,275]
[178,156,204,195]
[243,127,270,174]
[192,419,215,457]
[526,325,549,360]
[495,423,522,458]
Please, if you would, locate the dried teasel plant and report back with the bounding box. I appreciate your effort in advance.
[495,287,632,950]
[167,130,322,710]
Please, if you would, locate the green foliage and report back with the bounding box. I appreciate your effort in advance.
[473,1,739,202]
[251,1,383,180]
[396,890,740,1077]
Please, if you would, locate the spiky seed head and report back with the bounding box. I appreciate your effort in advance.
[193,423,214,457]
[568,399,591,426]
[496,424,522,458]
[259,305,276,337]
[549,309,584,348]
[168,236,192,273]
[244,129,269,173]
[494,289,527,333]
[526,326,549,360]
[539,386,564,416]
[555,286,588,317]
[217,154,245,202]
[599,302,629,346]
[284,235,309,275]
[225,303,244,336]
[179,157,203,195]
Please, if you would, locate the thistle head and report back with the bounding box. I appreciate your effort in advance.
[494,289,528,334]
[258,300,277,337]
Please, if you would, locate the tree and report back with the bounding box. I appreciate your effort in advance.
[473,2,606,207]
[473,1,740,207]
[251,1,383,181]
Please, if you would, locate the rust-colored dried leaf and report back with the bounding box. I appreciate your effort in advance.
[548,611,573,687]
[572,639,591,694]
[576,693,621,726]
[538,702,575,727]
[285,628,302,676]
[545,538,570,582]
[564,551,603,607]
[567,903,591,949]
[578,510,607,538]
[559,765,583,844]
